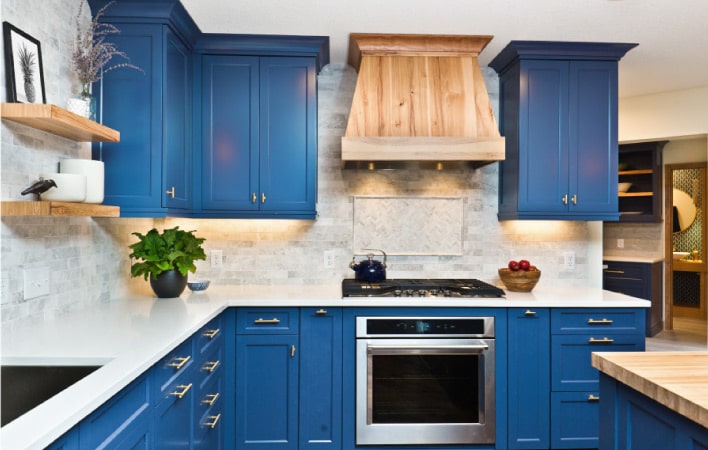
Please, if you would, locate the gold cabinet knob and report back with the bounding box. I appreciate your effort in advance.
[166,186,175,198]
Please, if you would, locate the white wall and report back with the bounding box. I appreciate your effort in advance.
[619,86,708,144]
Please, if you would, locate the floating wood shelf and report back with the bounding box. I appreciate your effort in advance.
[1,103,120,142]
[619,192,653,197]
[1,201,119,217]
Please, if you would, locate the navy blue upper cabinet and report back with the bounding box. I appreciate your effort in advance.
[89,0,199,217]
[195,52,318,219]
[489,41,637,221]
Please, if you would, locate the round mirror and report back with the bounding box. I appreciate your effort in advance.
[672,188,697,233]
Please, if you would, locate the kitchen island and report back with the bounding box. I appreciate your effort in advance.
[592,351,708,449]
[1,285,649,450]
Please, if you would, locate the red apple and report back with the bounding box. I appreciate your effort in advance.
[508,260,520,271]
[518,259,531,271]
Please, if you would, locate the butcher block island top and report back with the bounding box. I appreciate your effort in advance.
[592,351,708,428]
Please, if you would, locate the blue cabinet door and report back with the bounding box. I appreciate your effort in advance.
[199,55,259,211]
[259,57,317,214]
[551,391,600,449]
[507,308,550,449]
[516,60,568,216]
[235,334,299,450]
[568,60,618,216]
[299,308,342,450]
[163,28,192,211]
[93,23,165,216]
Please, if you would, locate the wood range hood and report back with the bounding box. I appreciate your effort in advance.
[342,33,505,169]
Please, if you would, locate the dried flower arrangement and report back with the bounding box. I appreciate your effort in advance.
[72,0,143,92]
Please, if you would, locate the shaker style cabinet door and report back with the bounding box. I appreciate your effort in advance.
[93,23,164,216]
[199,55,259,212]
[92,22,193,217]
[507,308,551,449]
[258,57,317,214]
[162,29,192,211]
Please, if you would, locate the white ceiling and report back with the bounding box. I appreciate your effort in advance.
[181,0,708,98]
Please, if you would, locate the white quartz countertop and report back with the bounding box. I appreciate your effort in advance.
[603,255,665,263]
[1,284,649,449]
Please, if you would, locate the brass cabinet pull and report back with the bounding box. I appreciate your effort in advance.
[202,328,220,339]
[165,186,175,198]
[202,413,221,429]
[168,356,191,370]
[588,394,600,402]
[588,337,614,344]
[202,361,220,372]
[588,318,614,325]
[170,383,192,399]
[261,192,266,203]
[604,269,625,274]
[562,194,568,205]
[524,309,537,317]
[201,393,220,406]
[251,192,257,203]
[291,345,296,358]
[316,309,328,315]
[571,194,578,205]
[254,318,281,324]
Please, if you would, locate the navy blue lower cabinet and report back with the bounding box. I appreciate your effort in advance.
[78,373,151,449]
[507,308,550,449]
[235,333,299,450]
[299,308,343,450]
[599,374,708,450]
[550,308,646,448]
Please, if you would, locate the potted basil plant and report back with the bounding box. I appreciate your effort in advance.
[129,227,206,298]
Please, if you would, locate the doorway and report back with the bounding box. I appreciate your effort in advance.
[664,163,707,332]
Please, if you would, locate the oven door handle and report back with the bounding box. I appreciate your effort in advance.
[367,343,488,355]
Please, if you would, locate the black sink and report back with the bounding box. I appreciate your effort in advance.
[1,365,101,426]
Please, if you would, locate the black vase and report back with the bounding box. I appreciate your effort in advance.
[149,270,188,298]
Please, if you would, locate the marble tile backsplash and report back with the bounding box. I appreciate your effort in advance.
[1,2,597,327]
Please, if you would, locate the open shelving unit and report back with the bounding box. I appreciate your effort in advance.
[617,141,667,222]
[1,103,121,217]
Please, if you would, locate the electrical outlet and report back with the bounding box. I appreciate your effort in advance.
[617,239,625,248]
[210,249,223,268]
[563,252,576,271]
[324,250,336,269]
[24,267,50,299]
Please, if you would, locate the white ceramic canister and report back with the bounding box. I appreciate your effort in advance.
[59,159,104,203]
[38,173,87,202]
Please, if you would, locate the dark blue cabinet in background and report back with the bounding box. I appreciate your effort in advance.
[489,41,637,221]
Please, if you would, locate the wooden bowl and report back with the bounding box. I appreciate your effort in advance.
[498,268,541,292]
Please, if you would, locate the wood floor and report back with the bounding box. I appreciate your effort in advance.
[646,317,708,351]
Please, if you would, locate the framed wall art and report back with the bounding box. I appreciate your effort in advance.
[3,21,46,103]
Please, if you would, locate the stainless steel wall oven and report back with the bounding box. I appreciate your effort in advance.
[355,316,495,446]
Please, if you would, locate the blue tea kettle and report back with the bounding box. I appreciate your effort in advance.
[349,249,387,282]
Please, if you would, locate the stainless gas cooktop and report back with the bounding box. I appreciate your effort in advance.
[342,278,505,298]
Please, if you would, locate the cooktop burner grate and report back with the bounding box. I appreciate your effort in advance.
[342,278,505,298]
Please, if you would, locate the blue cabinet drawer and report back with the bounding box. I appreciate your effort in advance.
[551,308,644,334]
[155,338,194,395]
[79,373,151,450]
[551,391,600,449]
[196,315,223,358]
[236,308,299,334]
[194,371,224,450]
[552,334,644,391]
[196,341,223,391]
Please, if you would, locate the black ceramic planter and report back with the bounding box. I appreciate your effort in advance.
[149,270,187,298]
